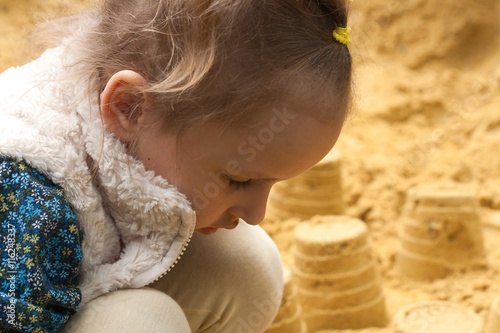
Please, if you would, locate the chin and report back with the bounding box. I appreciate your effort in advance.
[196,227,219,235]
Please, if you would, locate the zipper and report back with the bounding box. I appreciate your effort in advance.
[150,230,194,284]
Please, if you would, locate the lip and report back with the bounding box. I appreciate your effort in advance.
[197,220,240,235]
[198,227,219,235]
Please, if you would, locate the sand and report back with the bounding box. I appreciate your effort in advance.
[2,1,500,332]
[263,0,500,331]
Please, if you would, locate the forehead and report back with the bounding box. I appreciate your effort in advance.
[182,101,343,181]
[242,76,347,129]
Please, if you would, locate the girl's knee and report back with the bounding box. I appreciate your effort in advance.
[61,288,190,333]
[151,223,284,332]
[221,225,284,331]
[237,225,284,296]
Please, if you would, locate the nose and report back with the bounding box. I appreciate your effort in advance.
[228,188,270,226]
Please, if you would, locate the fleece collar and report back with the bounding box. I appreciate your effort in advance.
[74,85,196,291]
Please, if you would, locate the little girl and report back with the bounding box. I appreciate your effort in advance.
[0,0,352,332]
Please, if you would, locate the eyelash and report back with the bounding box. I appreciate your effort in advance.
[225,176,252,190]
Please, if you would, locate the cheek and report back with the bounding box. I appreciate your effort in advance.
[178,172,229,214]
[134,142,174,179]
[191,198,227,229]
[190,187,239,228]
[189,189,230,214]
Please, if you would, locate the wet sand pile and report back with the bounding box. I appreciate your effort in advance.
[2,0,500,332]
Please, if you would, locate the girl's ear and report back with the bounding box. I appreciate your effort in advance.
[100,70,148,143]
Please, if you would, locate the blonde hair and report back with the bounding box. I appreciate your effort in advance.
[70,0,352,130]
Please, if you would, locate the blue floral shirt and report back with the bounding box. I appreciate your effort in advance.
[0,158,83,332]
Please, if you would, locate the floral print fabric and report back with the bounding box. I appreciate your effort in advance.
[0,159,82,332]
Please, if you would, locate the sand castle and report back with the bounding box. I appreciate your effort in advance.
[291,215,387,331]
[397,184,486,280]
[264,153,493,332]
[266,149,344,220]
[392,301,483,333]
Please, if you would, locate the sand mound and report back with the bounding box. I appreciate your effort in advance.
[337,0,500,223]
[352,0,500,69]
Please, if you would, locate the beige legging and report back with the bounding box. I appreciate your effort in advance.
[61,223,284,333]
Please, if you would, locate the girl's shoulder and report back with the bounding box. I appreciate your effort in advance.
[0,158,78,223]
[0,157,83,332]
[0,157,83,251]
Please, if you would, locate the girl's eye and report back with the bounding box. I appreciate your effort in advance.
[224,175,252,190]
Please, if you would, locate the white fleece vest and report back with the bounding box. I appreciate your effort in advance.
[0,47,196,303]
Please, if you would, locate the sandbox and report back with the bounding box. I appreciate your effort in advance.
[2,0,500,332]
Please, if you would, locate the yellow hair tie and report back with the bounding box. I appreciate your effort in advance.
[332,26,351,46]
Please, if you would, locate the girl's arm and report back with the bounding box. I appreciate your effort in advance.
[0,158,82,333]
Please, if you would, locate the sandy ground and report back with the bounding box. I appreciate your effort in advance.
[2,0,500,332]
[263,0,500,332]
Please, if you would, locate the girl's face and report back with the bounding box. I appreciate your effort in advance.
[134,103,344,235]
[100,71,344,235]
